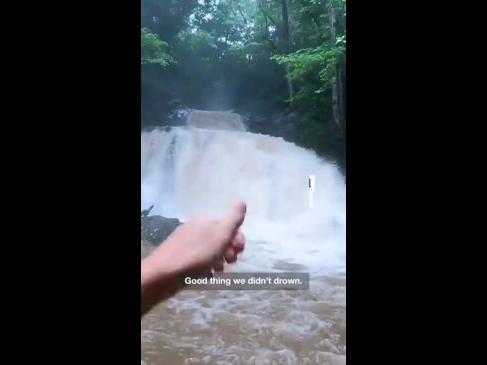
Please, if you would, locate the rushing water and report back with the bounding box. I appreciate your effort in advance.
[141,115,346,365]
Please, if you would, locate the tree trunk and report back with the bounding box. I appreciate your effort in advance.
[328,2,341,127]
[338,65,346,130]
[280,0,294,100]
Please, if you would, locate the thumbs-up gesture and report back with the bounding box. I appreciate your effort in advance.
[141,202,247,315]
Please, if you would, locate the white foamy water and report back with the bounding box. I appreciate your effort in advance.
[141,121,346,364]
[141,126,346,276]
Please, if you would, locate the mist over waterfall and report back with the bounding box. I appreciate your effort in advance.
[141,111,346,276]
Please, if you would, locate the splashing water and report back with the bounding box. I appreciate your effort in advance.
[141,125,345,276]
[141,115,346,364]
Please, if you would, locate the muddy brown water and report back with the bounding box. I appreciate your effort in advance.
[142,244,345,365]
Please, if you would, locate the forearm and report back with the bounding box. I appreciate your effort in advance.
[141,255,185,316]
[140,201,246,316]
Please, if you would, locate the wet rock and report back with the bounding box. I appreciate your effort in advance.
[244,112,303,142]
[141,215,182,245]
[166,106,191,126]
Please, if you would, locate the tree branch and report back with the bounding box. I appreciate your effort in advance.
[259,0,279,26]
[237,4,249,26]
[259,1,279,52]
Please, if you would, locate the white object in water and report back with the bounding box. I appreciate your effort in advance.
[308,174,316,208]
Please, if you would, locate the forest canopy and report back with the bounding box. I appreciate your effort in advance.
[141,0,346,168]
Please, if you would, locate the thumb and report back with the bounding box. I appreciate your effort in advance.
[222,201,246,235]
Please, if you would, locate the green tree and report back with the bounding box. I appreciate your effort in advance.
[140,0,346,168]
[141,28,174,67]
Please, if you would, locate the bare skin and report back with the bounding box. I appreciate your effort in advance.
[141,201,247,316]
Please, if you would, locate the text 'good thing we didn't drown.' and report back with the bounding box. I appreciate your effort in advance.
[184,272,310,290]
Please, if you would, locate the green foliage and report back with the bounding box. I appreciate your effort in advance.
[178,30,217,53]
[141,0,346,167]
[272,42,344,107]
[141,28,175,67]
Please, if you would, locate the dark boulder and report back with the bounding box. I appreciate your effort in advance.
[244,112,303,141]
[141,215,182,245]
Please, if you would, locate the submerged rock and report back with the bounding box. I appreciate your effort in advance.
[141,215,181,246]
